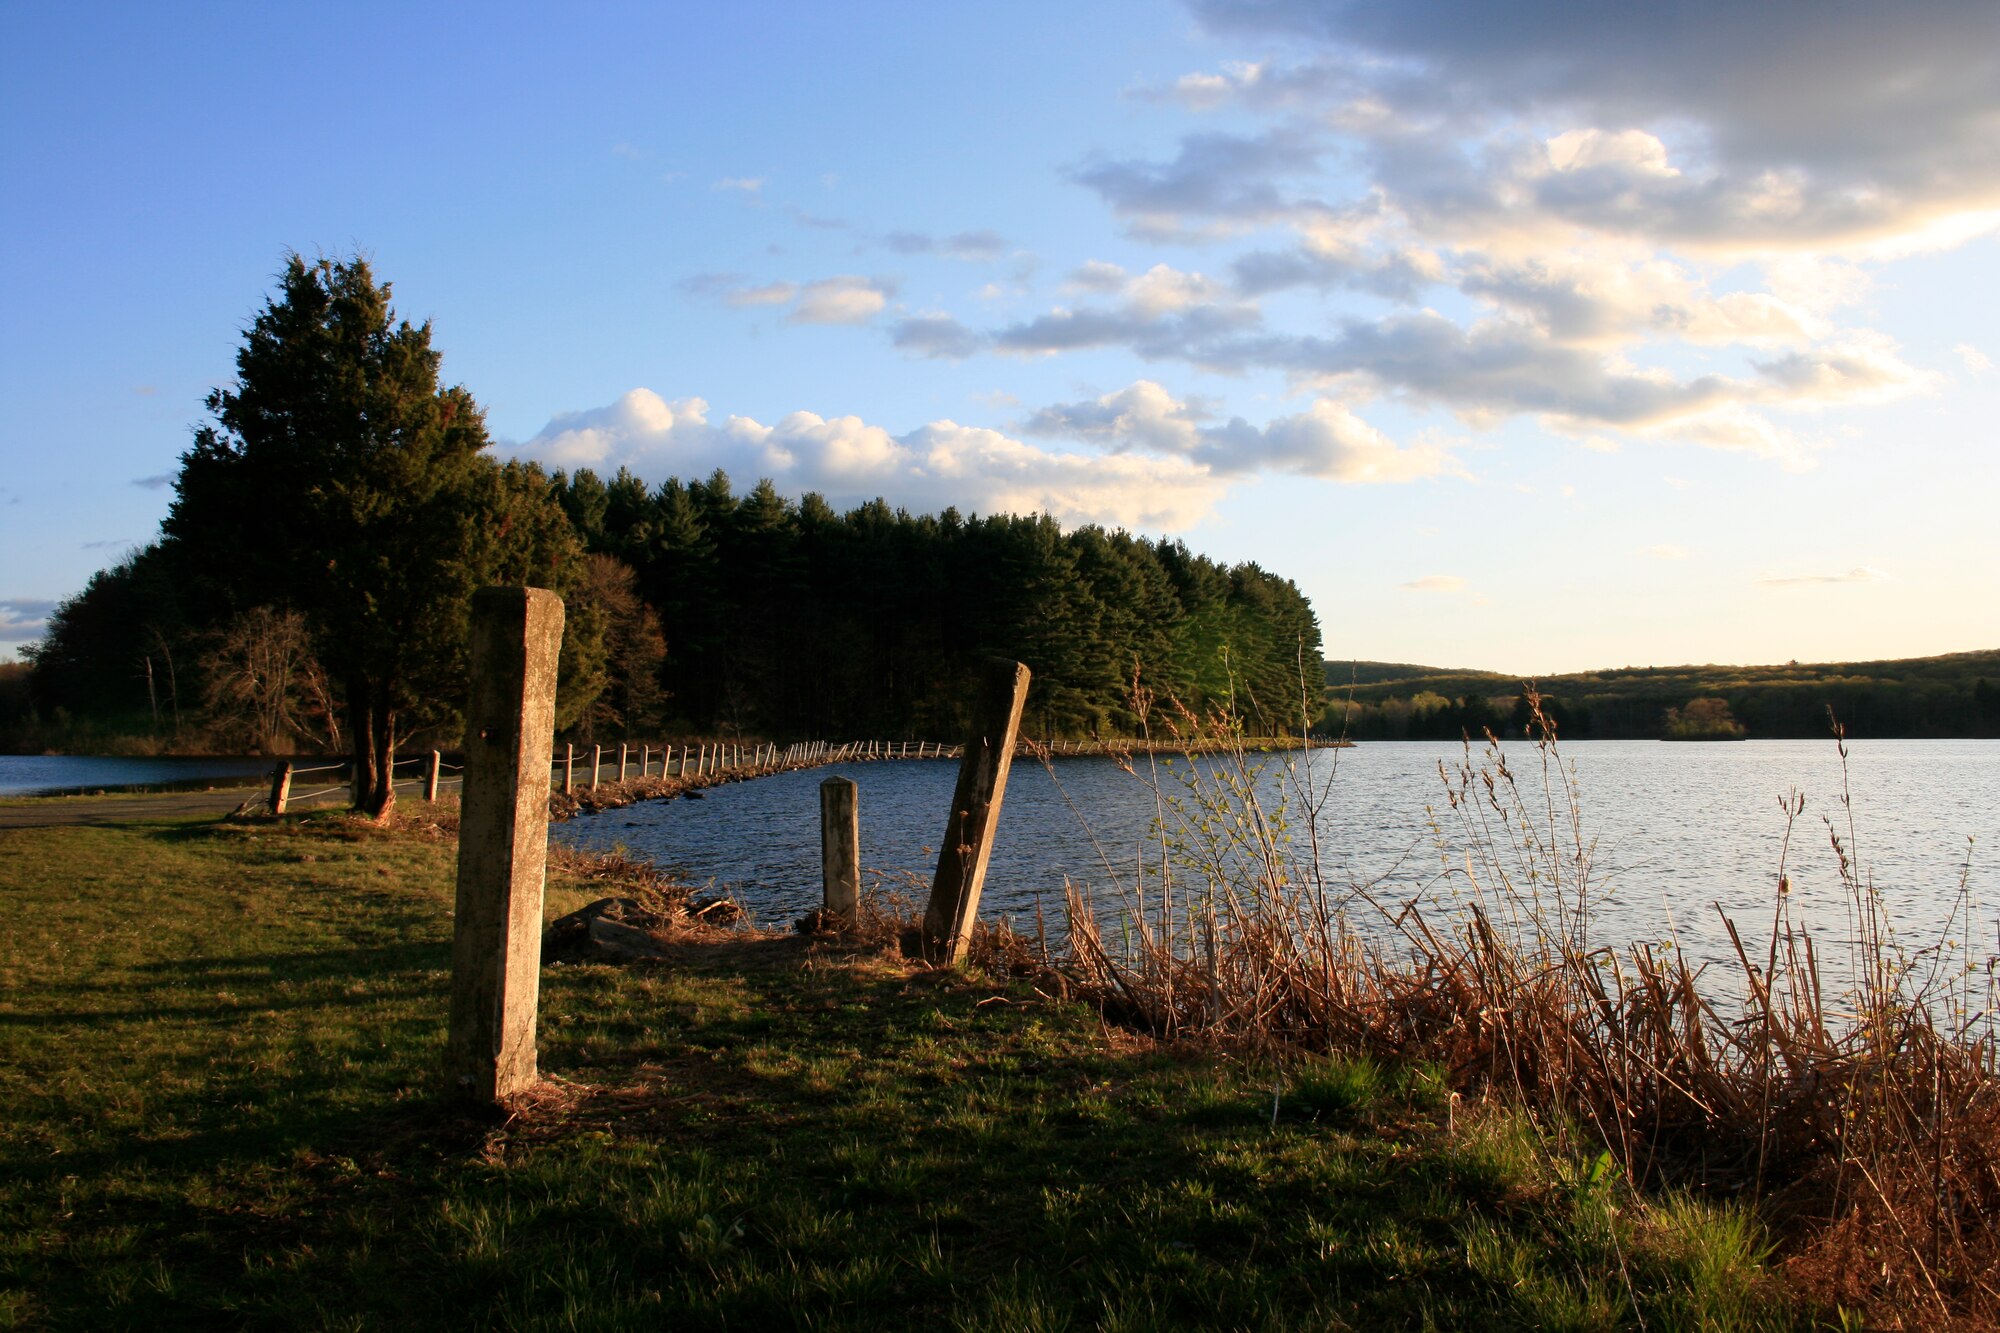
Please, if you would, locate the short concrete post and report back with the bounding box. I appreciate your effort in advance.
[591,745,602,789]
[563,743,574,795]
[424,749,443,802]
[640,744,650,777]
[447,587,564,1105]
[269,761,293,815]
[921,658,1032,965]
[820,776,860,923]
[618,742,629,782]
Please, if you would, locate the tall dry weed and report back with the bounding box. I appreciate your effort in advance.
[1046,686,1998,1327]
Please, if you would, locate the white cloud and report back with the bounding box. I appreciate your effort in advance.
[0,598,56,642]
[1756,566,1891,587]
[685,273,895,326]
[1399,575,1465,593]
[1957,343,1994,374]
[890,313,984,360]
[790,276,893,325]
[724,280,797,308]
[1026,380,1462,482]
[713,176,764,194]
[511,388,1226,530]
[1182,1,2000,255]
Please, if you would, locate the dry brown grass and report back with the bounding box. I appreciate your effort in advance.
[1044,693,1999,1329]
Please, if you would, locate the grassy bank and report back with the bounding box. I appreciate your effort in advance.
[0,804,1801,1329]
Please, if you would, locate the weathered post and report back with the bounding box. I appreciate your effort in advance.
[820,775,860,923]
[920,658,1031,965]
[618,742,629,782]
[447,587,564,1105]
[269,761,293,815]
[591,745,602,789]
[563,743,574,795]
[640,744,650,777]
[424,749,443,802]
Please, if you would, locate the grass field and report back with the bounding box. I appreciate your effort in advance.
[0,805,1803,1330]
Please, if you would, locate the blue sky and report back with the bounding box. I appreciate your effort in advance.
[5,1,1998,673]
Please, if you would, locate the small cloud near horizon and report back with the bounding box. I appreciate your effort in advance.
[0,598,57,641]
[1756,566,1890,587]
[133,474,174,490]
[1399,574,1465,593]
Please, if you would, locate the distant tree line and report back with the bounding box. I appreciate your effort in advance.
[1319,659,2000,740]
[8,255,1322,781]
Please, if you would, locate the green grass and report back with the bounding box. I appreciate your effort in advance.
[0,809,1804,1330]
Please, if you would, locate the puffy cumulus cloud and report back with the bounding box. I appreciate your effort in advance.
[995,264,1259,359]
[1457,253,1822,346]
[1231,241,1442,301]
[1026,380,1462,483]
[682,273,896,325]
[791,275,895,325]
[0,598,56,641]
[1749,334,1934,409]
[514,389,714,472]
[890,314,985,360]
[1068,128,1329,238]
[1184,0,2000,253]
[1018,297,1925,464]
[900,422,1224,530]
[511,389,1224,531]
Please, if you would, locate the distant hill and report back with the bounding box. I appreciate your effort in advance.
[1320,650,2000,739]
[1321,660,1503,688]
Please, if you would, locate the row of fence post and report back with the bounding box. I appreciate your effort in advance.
[553,741,784,794]
[269,731,984,816]
[403,586,1038,1107]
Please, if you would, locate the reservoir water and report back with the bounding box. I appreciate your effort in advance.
[0,754,278,796]
[552,738,1999,976]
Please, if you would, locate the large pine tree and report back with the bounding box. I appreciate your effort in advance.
[166,254,584,815]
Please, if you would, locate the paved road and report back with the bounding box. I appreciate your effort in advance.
[0,779,461,830]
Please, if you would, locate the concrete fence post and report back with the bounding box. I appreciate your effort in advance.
[618,742,629,782]
[591,745,602,790]
[269,761,293,816]
[820,776,860,923]
[921,658,1031,966]
[447,587,564,1105]
[424,749,443,802]
[640,744,650,778]
[563,743,574,795]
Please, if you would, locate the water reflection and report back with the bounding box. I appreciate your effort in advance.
[553,739,1997,978]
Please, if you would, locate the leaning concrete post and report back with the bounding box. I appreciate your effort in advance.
[820,776,860,923]
[447,587,564,1106]
[563,743,574,795]
[269,761,293,816]
[424,749,443,802]
[640,744,650,777]
[618,742,629,782]
[920,658,1031,965]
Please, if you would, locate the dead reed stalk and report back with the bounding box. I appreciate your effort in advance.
[1048,689,1999,1327]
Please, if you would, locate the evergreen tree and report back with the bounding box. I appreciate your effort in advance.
[164,254,587,815]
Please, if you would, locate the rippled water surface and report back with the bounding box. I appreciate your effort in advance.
[554,739,1999,968]
[0,754,277,796]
